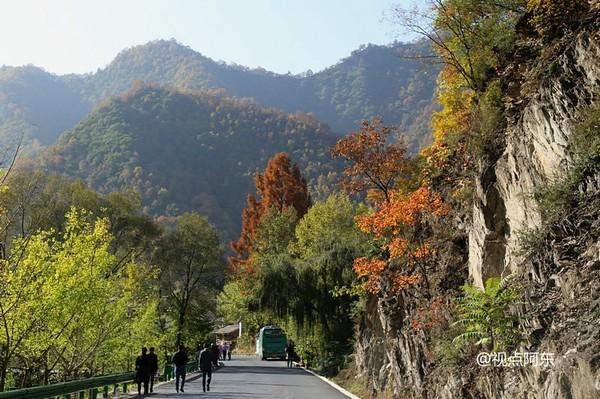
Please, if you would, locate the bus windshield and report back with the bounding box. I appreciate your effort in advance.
[263,328,284,337]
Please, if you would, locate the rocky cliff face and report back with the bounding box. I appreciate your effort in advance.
[354,13,600,399]
[470,26,600,288]
[468,21,600,399]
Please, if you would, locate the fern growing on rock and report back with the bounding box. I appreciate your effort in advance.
[452,276,523,351]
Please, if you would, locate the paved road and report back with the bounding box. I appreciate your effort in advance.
[150,355,351,399]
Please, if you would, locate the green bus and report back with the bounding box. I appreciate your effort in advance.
[258,326,287,360]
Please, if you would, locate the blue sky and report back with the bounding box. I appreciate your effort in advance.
[0,0,417,75]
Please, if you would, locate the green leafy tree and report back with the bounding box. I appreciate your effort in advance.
[98,261,160,374]
[216,208,298,347]
[154,213,224,348]
[0,209,134,389]
[249,194,367,374]
[217,279,268,338]
[292,193,366,260]
[0,171,159,270]
[253,207,298,259]
[395,0,525,92]
[0,231,55,389]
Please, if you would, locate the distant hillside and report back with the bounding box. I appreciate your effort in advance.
[0,66,90,155]
[72,40,439,146]
[44,85,339,241]
[1,39,438,156]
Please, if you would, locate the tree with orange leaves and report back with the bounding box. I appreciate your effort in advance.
[353,186,449,294]
[331,118,411,203]
[255,153,311,215]
[229,152,310,271]
[229,194,262,272]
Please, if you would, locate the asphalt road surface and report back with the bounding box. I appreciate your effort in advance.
[149,355,352,399]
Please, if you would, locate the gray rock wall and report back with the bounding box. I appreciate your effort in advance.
[354,22,600,399]
[470,32,600,288]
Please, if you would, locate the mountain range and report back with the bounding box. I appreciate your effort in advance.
[1,39,439,239]
[1,39,438,155]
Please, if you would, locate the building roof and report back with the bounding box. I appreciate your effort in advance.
[212,324,239,335]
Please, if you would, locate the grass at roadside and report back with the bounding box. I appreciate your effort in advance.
[331,361,370,399]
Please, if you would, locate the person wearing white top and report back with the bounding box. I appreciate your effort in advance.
[222,342,230,361]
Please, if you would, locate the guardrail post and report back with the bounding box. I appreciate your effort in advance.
[79,390,85,399]
[113,384,118,397]
[91,387,98,399]
[123,383,128,394]
[102,386,108,398]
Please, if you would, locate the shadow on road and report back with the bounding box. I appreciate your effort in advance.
[148,358,346,399]
[147,393,258,399]
[218,365,307,376]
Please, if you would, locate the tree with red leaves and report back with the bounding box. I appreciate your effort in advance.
[229,152,310,271]
[331,118,411,203]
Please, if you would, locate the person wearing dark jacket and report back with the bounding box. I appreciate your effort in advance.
[285,342,296,368]
[135,347,151,395]
[147,347,159,393]
[171,345,189,392]
[198,343,215,392]
[228,341,234,360]
[210,343,220,368]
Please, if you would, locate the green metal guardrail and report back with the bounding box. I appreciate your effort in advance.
[0,372,135,399]
[0,362,199,399]
[163,362,198,381]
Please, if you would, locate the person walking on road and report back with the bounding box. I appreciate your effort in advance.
[228,341,234,360]
[135,347,150,395]
[172,345,189,393]
[198,343,215,392]
[211,343,220,368]
[147,347,159,393]
[222,341,230,361]
[285,341,296,368]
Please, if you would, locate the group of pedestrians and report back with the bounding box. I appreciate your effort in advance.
[134,342,232,396]
[135,339,300,395]
[181,342,226,393]
[134,347,159,396]
[215,340,234,361]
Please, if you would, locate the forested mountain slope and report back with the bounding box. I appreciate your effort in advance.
[0,39,438,156]
[0,66,89,153]
[72,39,439,146]
[44,85,338,241]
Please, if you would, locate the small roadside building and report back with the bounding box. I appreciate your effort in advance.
[212,323,240,342]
